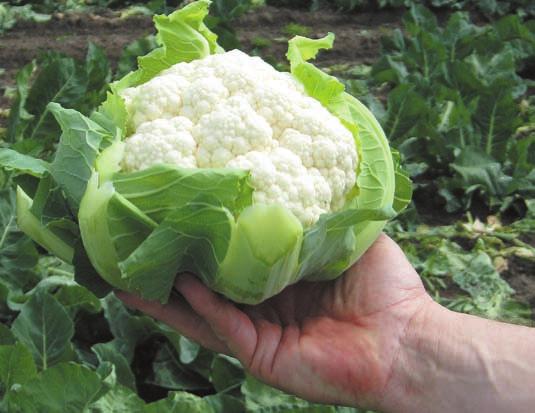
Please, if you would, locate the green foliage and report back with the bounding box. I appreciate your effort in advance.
[5,45,111,158]
[0,189,40,299]
[242,376,365,412]
[116,35,159,79]
[266,0,535,17]
[371,6,535,212]
[10,0,165,14]
[11,291,74,369]
[206,0,265,49]
[0,277,378,412]
[5,362,109,412]
[0,3,50,34]
[388,212,534,324]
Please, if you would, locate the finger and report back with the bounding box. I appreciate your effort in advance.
[174,274,257,366]
[116,291,230,354]
[241,318,283,381]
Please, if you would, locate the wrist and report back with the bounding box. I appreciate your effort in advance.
[379,300,489,413]
[381,300,535,413]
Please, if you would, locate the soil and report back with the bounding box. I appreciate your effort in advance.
[236,6,401,66]
[0,6,402,117]
[0,6,534,316]
[0,13,154,115]
[503,256,535,321]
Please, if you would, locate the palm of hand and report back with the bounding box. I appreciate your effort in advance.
[119,234,430,409]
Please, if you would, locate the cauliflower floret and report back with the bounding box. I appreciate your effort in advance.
[181,77,229,122]
[122,117,197,171]
[122,74,189,130]
[253,86,305,138]
[279,116,357,206]
[161,61,196,78]
[227,148,331,226]
[120,50,358,226]
[193,96,273,168]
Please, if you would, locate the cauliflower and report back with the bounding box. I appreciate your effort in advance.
[120,50,358,226]
[12,1,404,306]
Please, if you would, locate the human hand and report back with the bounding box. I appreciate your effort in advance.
[118,234,432,410]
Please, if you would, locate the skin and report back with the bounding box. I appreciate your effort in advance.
[118,233,535,412]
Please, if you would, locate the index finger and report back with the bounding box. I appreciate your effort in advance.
[116,290,231,355]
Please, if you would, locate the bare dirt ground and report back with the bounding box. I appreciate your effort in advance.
[505,256,535,320]
[504,233,535,319]
[236,6,400,65]
[0,14,153,113]
[0,6,401,112]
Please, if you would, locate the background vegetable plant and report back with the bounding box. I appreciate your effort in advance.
[370,5,535,214]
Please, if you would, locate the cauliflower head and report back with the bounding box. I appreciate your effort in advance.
[120,50,358,226]
[10,1,406,307]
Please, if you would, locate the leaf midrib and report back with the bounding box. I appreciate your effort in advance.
[0,215,14,250]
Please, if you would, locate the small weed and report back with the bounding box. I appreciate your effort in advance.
[252,36,272,48]
[282,23,311,37]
